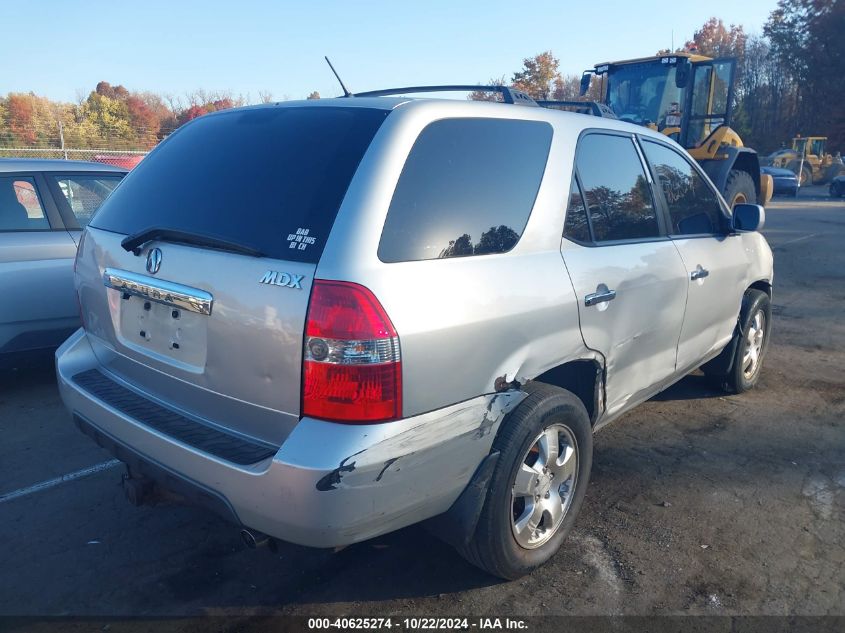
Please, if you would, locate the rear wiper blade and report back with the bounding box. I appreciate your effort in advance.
[120,227,265,258]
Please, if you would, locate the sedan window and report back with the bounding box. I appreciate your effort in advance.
[52,175,123,226]
[0,177,50,231]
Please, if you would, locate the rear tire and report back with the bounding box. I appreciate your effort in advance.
[724,170,756,207]
[457,382,592,579]
[801,166,813,186]
[716,289,772,394]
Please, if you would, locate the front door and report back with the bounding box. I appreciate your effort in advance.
[639,138,751,370]
[561,132,689,418]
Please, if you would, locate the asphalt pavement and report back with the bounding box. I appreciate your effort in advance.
[0,186,842,620]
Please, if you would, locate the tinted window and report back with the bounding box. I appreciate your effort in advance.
[52,175,123,226]
[0,177,50,231]
[378,118,552,262]
[642,140,723,235]
[90,107,389,263]
[575,134,659,242]
[563,176,590,243]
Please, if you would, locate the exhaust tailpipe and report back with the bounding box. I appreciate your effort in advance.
[240,528,275,551]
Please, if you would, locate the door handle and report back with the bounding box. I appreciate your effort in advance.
[584,289,617,306]
[690,266,710,281]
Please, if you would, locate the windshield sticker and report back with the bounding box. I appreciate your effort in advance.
[287,227,318,251]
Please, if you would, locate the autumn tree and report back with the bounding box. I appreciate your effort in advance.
[686,17,747,58]
[468,77,506,101]
[307,91,320,100]
[1,93,63,147]
[176,94,238,125]
[511,51,560,99]
[6,95,36,145]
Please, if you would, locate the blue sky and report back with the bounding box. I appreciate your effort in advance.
[2,0,777,103]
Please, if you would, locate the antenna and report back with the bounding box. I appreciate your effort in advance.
[325,56,352,97]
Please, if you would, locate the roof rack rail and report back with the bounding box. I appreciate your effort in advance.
[536,100,618,119]
[351,85,538,106]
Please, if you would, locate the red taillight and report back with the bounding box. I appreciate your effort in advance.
[303,280,401,423]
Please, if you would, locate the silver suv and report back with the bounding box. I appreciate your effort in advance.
[57,89,773,579]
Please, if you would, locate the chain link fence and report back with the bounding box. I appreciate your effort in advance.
[0,147,148,169]
[1,116,154,169]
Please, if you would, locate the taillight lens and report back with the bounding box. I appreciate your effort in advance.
[303,280,401,423]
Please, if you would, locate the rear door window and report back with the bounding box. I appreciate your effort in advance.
[575,133,660,242]
[378,118,552,262]
[51,174,124,227]
[640,140,725,235]
[89,107,389,263]
[0,177,50,231]
[563,176,590,243]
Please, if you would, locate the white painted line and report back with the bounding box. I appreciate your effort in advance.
[774,233,818,247]
[0,459,122,505]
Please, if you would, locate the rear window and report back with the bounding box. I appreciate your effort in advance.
[378,118,552,262]
[90,106,389,263]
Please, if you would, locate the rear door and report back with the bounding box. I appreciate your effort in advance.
[561,132,688,418]
[77,106,389,445]
[640,138,750,370]
[0,173,79,355]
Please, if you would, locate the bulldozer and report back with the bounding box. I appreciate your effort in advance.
[767,136,844,185]
[575,52,772,206]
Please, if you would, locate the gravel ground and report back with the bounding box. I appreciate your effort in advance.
[0,186,842,621]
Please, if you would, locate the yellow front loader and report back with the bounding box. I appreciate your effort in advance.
[768,136,845,185]
[578,52,772,206]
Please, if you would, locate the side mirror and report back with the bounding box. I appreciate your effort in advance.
[675,58,690,88]
[579,73,592,97]
[732,203,765,232]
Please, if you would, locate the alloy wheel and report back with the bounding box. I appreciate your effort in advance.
[510,423,578,549]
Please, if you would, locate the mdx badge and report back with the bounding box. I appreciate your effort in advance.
[259,270,304,289]
[146,248,162,274]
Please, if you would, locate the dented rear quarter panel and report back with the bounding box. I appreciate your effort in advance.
[317,100,590,418]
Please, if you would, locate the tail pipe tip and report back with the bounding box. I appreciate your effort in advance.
[240,528,276,552]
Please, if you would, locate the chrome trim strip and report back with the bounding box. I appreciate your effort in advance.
[103,268,213,315]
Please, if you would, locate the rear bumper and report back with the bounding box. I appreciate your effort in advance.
[56,329,524,548]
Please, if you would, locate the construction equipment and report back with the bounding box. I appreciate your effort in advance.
[767,136,845,185]
[577,52,772,206]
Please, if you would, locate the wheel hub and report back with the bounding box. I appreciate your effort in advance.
[535,471,553,497]
[510,423,578,549]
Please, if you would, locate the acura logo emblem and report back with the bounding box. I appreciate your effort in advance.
[146,248,162,274]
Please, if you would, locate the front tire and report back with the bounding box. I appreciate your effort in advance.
[800,165,813,186]
[458,382,592,579]
[724,169,756,207]
[718,289,772,394]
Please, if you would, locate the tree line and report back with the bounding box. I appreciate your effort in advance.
[0,82,276,151]
[1,0,840,154]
